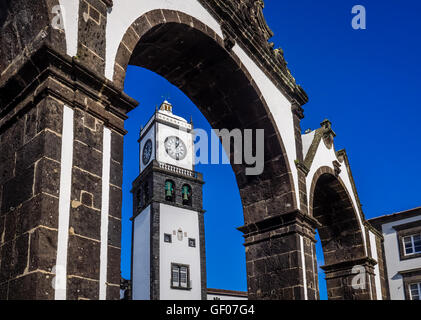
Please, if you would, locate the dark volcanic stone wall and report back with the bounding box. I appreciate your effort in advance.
[0,96,64,300]
[0,0,65,86]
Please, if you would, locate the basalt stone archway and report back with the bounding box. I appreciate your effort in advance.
[0,0,379,300]
[114,9,306,300]
[114,9,297,226]
[309,166,375,300]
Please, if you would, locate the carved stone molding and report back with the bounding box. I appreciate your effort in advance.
[221,22,236,52]
[333,160,341,177]
[292,101,305,120]
[198,0,308,106]
[320,119,336,149]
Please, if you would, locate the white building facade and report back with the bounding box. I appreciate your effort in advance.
[370,207,421,300]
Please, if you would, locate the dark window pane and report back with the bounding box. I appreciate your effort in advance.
[413,235,421,252]
[172,265,180,287]
[180,267,188,287]
[405,246,414,255]
[404,237,414,254]
[410,284,420,300]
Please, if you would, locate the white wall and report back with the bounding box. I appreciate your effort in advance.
[132,206,151,300]
[159,203,202,300]
[382,216,421,300]
[369,231,383,300]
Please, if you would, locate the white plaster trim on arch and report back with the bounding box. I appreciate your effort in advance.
[232,45,299,209]
[105,0,223,80]
[58,0,80,57]
[305,140,368,255]
[105,1,300,208]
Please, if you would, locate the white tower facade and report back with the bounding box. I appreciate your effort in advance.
[131,101,206,300]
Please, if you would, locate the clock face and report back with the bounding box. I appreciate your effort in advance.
[142,139,153,165]
[164,136,187,161]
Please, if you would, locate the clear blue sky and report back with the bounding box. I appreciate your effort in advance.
[120,0,421,299]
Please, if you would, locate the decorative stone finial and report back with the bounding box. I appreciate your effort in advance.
[320,119,336,149]
[160,100,173,113]
[320,119,332,130]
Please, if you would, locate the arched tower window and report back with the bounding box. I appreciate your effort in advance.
[165,180,175,202]
[182,184,192,206]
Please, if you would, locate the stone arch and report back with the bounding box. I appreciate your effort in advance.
[309,166,372,300]
[111,9,307,300]
[113,9,298,225]
[0,2,341,300]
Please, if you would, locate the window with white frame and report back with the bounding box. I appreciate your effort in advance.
[171,264,190,289]
[403,234,421,255]
[409,283,421,300]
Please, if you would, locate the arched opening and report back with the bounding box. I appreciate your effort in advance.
[311,170,368,300]
[182,184,192,206]
[117,10,297,299]
[165,180,176,202]
[117,10,296,225]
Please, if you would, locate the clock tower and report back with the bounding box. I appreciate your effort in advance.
[131,101,206,300]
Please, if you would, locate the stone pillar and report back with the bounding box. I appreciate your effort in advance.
[0,93,63,300]
[321,257,376,300]
[0,45,137,300]
[239,210,319,300]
